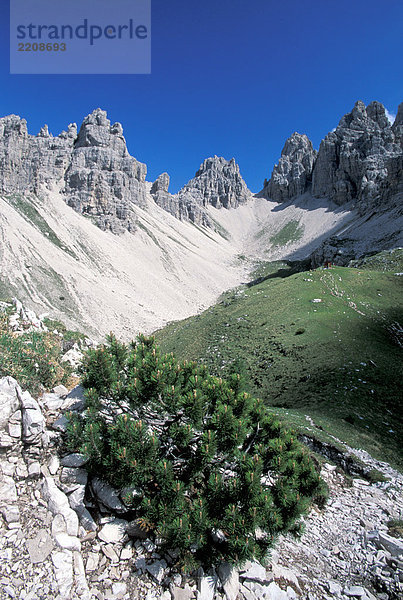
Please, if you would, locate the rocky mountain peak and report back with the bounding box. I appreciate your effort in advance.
[150,156,250,227]
[0,114,28,138]
[59,123,78,140]
[150,172,170,194]
[63,109,147,233]
[0,114,74,194]
[262,100,402,212]
[337,99,390,132]
[312,100,402,208]
[74,108,128,156]
[181,155,250,209]
[392,101,403,131]
[281,132,315,158]
[262,132,317,202]
[194,155,235,176]
[366,100,391,129]
[37,124,50,138]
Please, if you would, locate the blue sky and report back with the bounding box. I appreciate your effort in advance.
[1,0,402,193]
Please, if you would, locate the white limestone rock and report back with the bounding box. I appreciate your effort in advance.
[272,563,301,592]
[51,550,74,599]
[265,581,288,599]
[54,532,81,551]
[61,345,84,370]
[85,552,100,572]
[98,518,128,544]
[0,474,17,504]
[240,560,270,584]
[112,582,128,598]
[217,562,239,600]
[19,389,45,444]
[26,529,54,564]
[197,569,218,600]
[41,477,79,536]
[41,392,65,412]
[48,455,60,475]
[0,377,20,431]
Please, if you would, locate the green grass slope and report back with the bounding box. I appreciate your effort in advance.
[155,251,403,471]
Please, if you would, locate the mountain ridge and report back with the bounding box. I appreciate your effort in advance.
[0,100,401,338]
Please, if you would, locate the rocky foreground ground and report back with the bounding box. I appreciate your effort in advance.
[0,375,402,600]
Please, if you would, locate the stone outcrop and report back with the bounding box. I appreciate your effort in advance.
[180,156,250,209]
[0,111,252,233]
[149,172,190,222]
[63,109,148,234]
[150,172,170,195]
[263,133,317,202]
[262,101,403,214]
[0,114,76,195]
[0,109,148,234]
[312,100,402,210]
[151,156,251,226]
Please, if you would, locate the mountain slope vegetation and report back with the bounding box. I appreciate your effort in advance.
[155,250,403,471]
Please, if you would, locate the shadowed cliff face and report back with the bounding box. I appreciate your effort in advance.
[312,100,403,210]
[262,133,317,203]
[262,100,403,213]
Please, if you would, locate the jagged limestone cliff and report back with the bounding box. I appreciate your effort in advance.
[0,100,402,333]
[0,110,251,233]
[259,100,403,265]
[262,100,403,213]
[262,133,317,203]
[151,155,252,226]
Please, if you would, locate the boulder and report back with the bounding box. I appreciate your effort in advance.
[91,477,126,513]
[197,569,218,600]
[61,453,88,467]
[51,550,74,599]
[26,529,54,564]
[0,475,18,504]
[146,559,167,583]
[19,389,45,444]
[377,531,403,558]
[41,477,79,536]
[0,377,20,430]
[217,562,239,600]
[240,560,270,584]
[98,518,128,543]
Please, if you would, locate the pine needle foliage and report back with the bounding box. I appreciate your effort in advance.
[67,333,326,570]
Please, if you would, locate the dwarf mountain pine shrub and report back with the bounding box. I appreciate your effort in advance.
[66,333,326,570]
